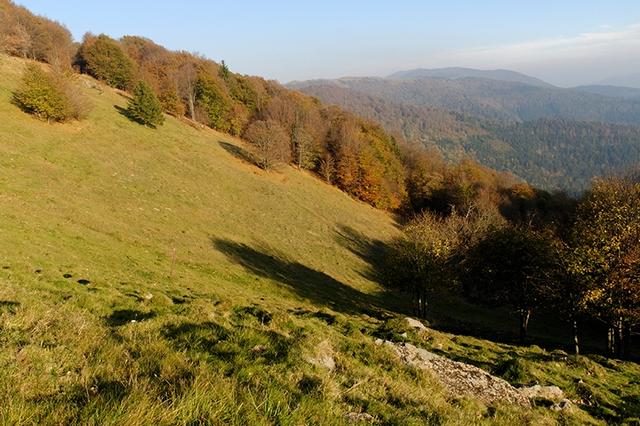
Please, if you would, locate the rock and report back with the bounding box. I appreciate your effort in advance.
[307,340,335,371]
[381,340,530,407]
[405,317,429,332]
[519,385,565,403]
[345,412,375,423]
[551,398,573,412]
[250,344,267,353]
[144,293,154,301]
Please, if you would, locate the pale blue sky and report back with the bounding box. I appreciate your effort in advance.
[15,1,640,85]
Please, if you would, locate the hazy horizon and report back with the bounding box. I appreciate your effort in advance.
[14,0,640,87]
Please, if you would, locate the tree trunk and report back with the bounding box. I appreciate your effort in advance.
[607,327,615,356]
[573,319,580,355]
[623,323,631,359]
[616,317,624,358]
[519,309,531,342]
[188,91,196,122]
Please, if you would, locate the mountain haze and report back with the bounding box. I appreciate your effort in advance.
[388,67,553,88]
[573,85,640,100]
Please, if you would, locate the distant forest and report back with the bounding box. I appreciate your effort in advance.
[296,83,640,192]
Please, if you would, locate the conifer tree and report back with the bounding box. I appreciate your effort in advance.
[127,81,165,127]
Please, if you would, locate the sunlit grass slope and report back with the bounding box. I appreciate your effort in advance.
[0,55,637,425]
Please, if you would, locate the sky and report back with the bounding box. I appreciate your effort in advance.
[14,1,640,86]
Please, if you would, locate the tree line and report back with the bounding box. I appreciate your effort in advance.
[385,172,640,359]
[0,0,525,213]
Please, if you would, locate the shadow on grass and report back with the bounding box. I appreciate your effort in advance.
[218,141,256,166]
[334,225,388,282]
[162,321,291,364]
[0,300,20,314]
[212,238,392,316]
[30,378,128,406]
[114,105,158,128]
[105,309,156,326]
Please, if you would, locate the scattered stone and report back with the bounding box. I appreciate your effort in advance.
[307,340,336,371]
[381,340,531,407]
[143,293,154,301]
[251,344,267,353]
[405,317,429,332]
[551,399,573,412]
[519,385,565,403]
[345,412,375,423]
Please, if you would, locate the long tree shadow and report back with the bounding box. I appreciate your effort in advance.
[212,238,391,316]
[218,141,257,166]
[332,225,621,355]
[334,225,389,282]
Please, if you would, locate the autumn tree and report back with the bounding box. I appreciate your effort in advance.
[76,34,135,90]
[175,54,199,121]
[385,206,504,318]
[243,119,290,169]
[126,81,165,127]
[568,176,640,358]
[0,1,73,66]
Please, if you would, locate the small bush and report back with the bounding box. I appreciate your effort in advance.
[126,81,165,128]
[13,64,90,122]
[493,358,530,384]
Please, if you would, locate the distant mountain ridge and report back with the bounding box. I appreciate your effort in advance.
[388,67,554,88]
[290,76,640,125]
[573,85,640,100]
[597,72,640,89]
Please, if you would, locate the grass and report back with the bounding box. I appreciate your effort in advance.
[0,54,638,424]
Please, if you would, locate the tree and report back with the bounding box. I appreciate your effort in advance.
[0,1,73,66]
[219,60,230,81]
[126,81,165,127]
[568,176,640,358]
[76,34,135,90]
[463,226,559,342]
[175,55,199,121]
[13,63,89,123]
[384,212,463,317]
[385,207,504,318]
[195,73,233,132]
[243,119,290,169]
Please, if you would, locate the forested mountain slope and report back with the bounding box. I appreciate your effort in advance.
[290,76,640,125]
[295,82,640,192]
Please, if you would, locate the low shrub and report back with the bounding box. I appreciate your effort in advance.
[13,64,90,122]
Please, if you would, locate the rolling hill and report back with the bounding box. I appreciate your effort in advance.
[290,75,640,125]
[388,67,553,88]
[3,54,640,424]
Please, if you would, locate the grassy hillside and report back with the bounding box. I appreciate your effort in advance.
[0,55,638,425]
